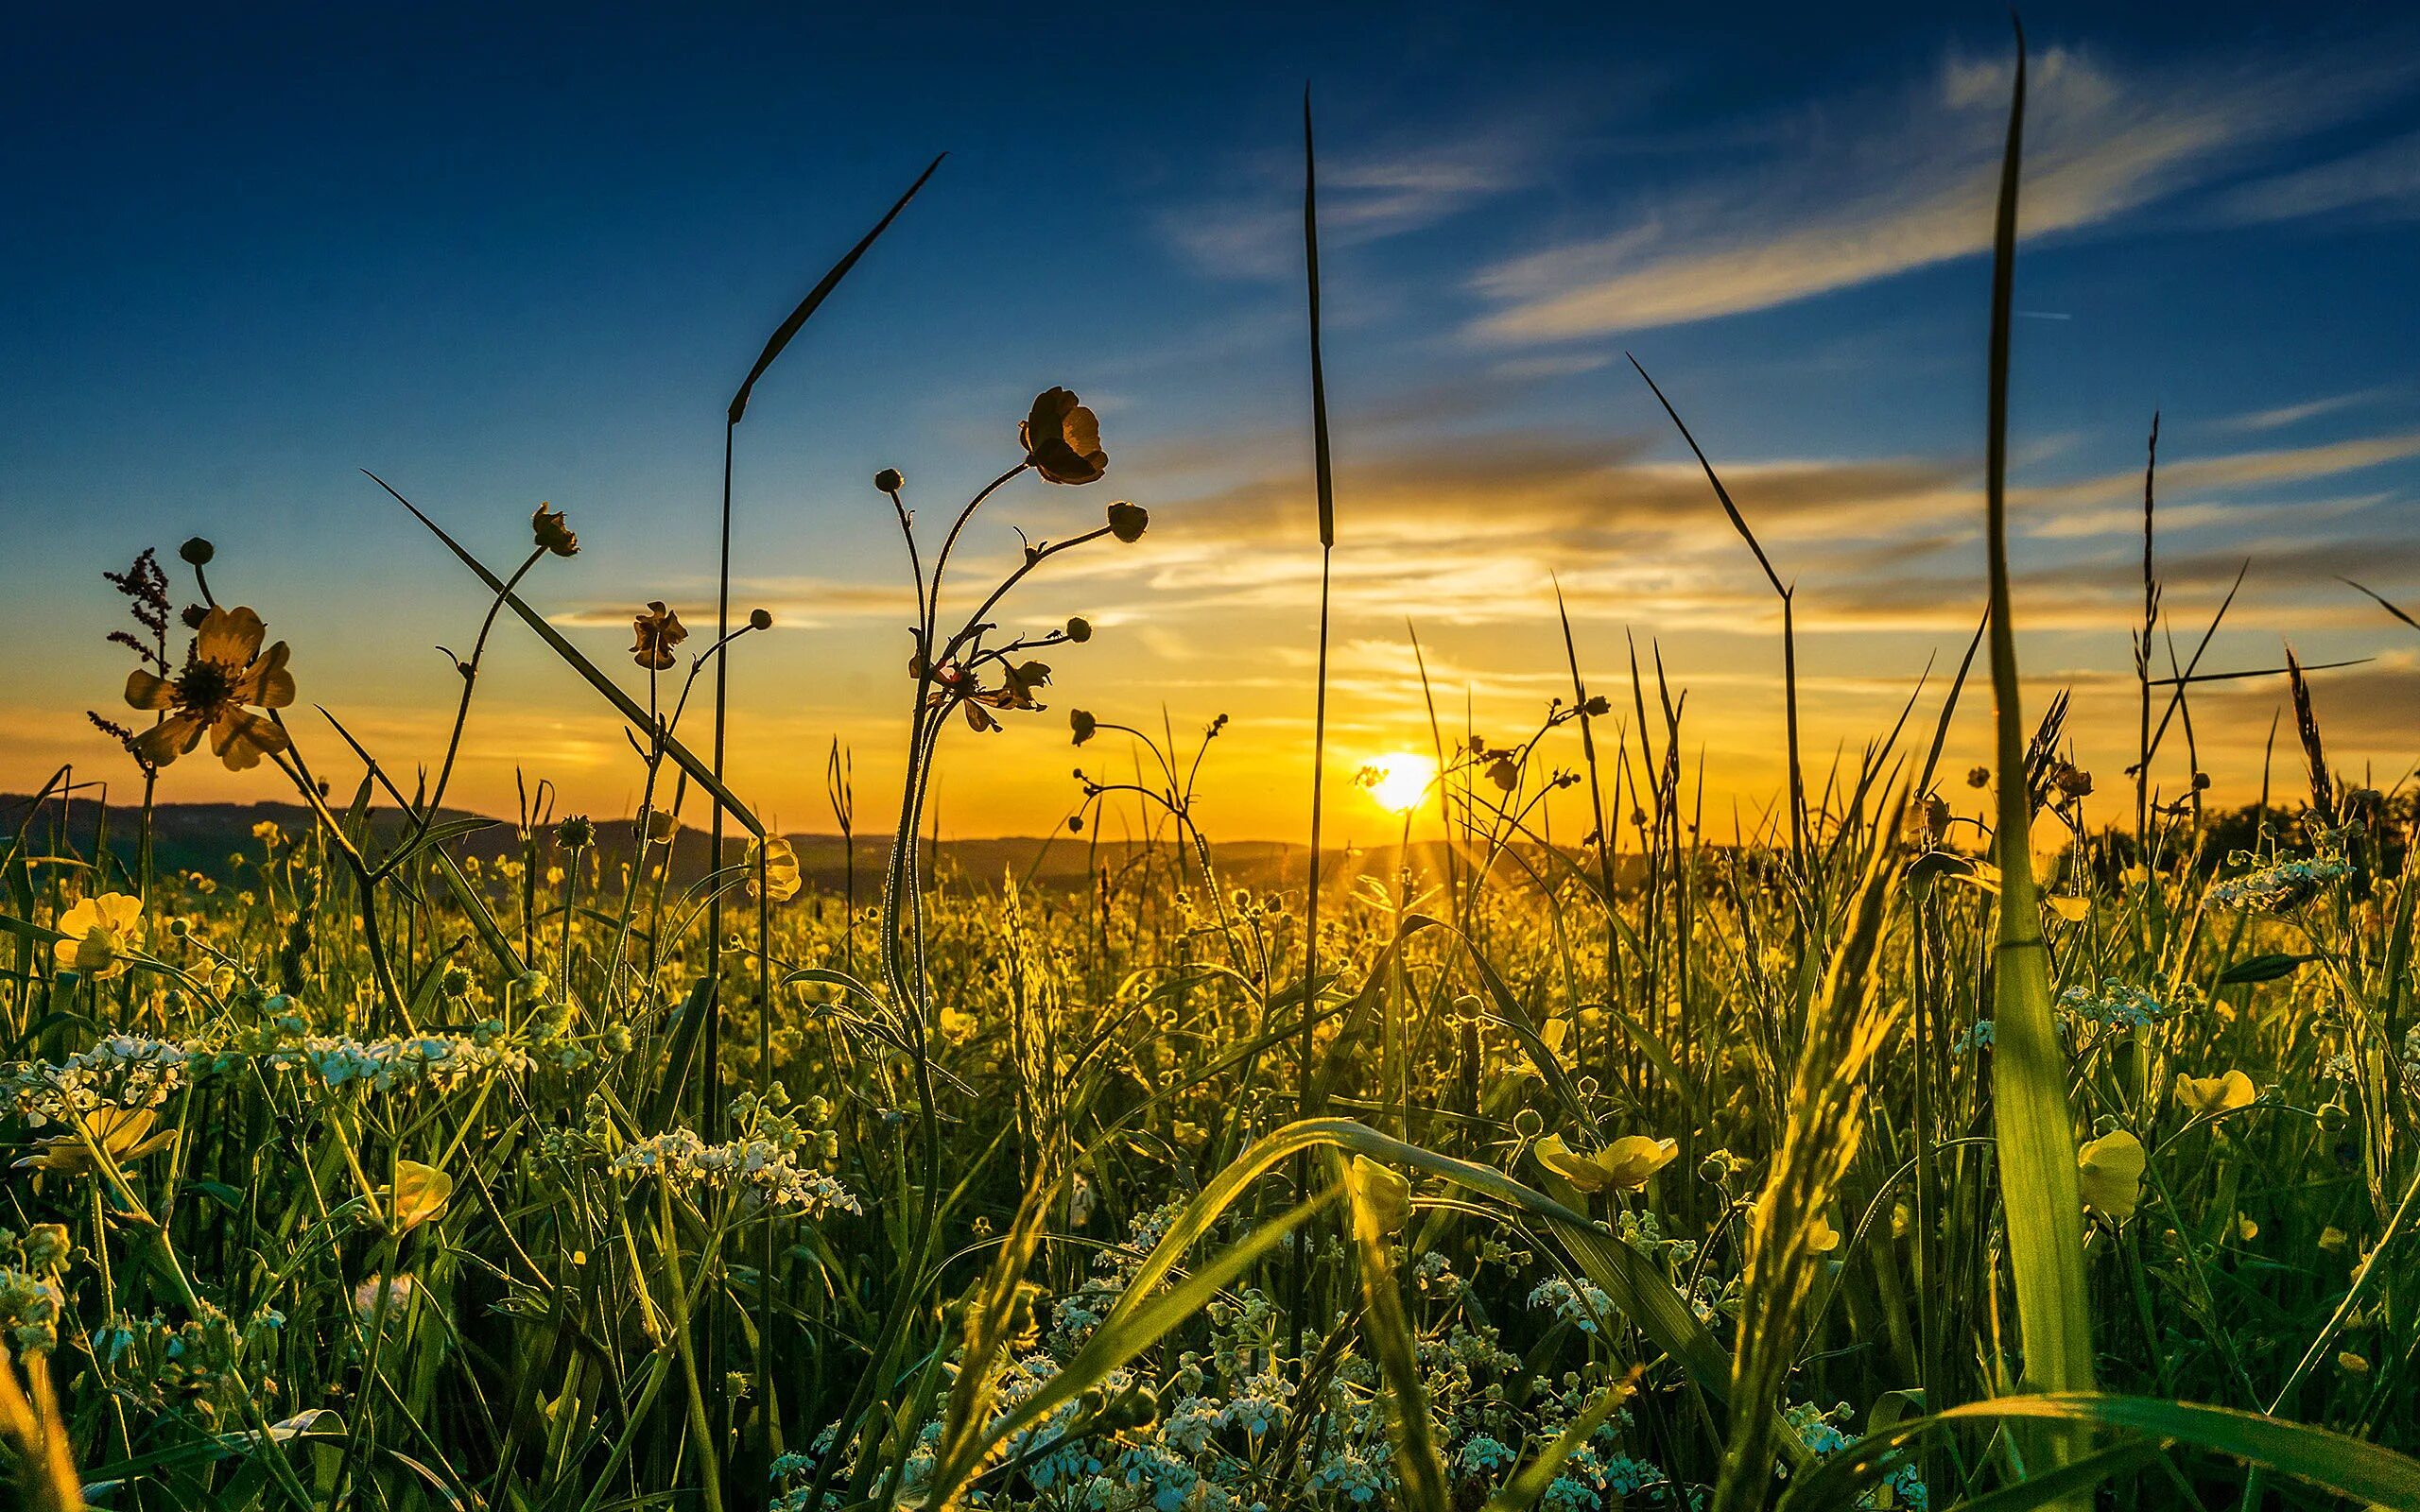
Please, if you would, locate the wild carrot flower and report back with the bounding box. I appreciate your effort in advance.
[631,602,687,670]
[123,606,296,770]
[53,893,142,980]
[1022,387,1108,485]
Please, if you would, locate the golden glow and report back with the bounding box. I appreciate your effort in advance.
[1358,751,1439,815]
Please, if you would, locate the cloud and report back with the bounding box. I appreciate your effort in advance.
[2018,431,2420,537]
[1468,43,2409,342]
[2217,127,2420,223]
[1163,116,1549,280]
[2216,389,2392,434]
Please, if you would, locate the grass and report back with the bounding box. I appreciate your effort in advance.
[8,36,2420,1512]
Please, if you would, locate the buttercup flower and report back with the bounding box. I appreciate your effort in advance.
[53,892,142,980]
[532,504,579,557]
[2077,1129,2146,1225]
[1105,502,1149,542]
[1534,1133,1675,1194]
[749,836,802,902]
[1070,709,1097,747]
[14,1107,177,1178]
[631,602,687,671]
[1021,387,1108,485]
[123,606,296,771]
[379,1160,453,1234]
[2175,1070,2256,1115]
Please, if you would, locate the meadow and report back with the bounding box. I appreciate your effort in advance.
[6,48,2420,1512]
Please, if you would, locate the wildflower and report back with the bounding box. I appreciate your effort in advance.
[123,606,296,770]
[352,1274,421,1318]
[379,1160,453,1234]
[631,602,687,670]
[1533,1133,1676,1194]
[1022,387,1108,485]
[2059,979,2167,1031]
[2175,1070,2256,1115]
[1348,1155,1412,1234]
[2047,760,2093,801]
[557,815,596,849]
[1106,501,1149,542]
[531,504,579,557]
[1966,765,1990,788]
[2339,1350,2370,1375]
[873,468,903,493]
[1070,709,1097,747]
[2077,1129,2146,1225]
[53,892,143,980]
[2320,1226,2349,1252]
[749,836,802,902]
[643,808,681,844]
[1905,794,1949,845]
[2207,854,2349,913]
[14,1107,177,1178]
[1064,616,1092,643]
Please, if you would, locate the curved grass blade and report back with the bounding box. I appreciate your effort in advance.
[364,471,765,838]
[727,154,943,427]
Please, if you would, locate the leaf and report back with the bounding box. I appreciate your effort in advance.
[2219,953,2319,985]
[1776,1392,2420,1512]
[1342,1152,1448,1512]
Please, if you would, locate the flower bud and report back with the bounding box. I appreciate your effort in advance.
[1105,501,1149,543]
[180,537,216,565]
[873,468,904,493]
[1064,616,1093,643]
[749,608,774,631]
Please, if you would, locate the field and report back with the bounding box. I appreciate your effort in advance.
[7,50,2420,1512]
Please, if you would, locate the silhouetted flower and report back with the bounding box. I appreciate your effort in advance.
[124,606,296,771]
[631,602,687,670]
[1021,387,1107,485]
[1106,501,1149,542]
[874,468,904,493]
[532,504,579,558]
[1070,709,1097,747]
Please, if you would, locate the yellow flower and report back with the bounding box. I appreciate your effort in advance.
[1021,387,1108,485]
[2339,1350,2371,1376]
[124,606,296,771]
[379,1160,454,1234]
[1534,1133,1676,1194]
[2077,1129,2147,1225]
[2175,1070,2256,1116]
[2047,895,2090,922]
[2320,1226,2349,1252]
[14,1106,177,1178]
[631,602,687,671]
[1805,1210,1842,1254]
[748,836,801,902]
[53,892,143,979]
[1348,1156,1413,1236]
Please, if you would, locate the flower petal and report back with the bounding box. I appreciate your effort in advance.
[197,606,268,666]
[234,641,296,709]
[211,708,291,771]
[133,713,208,767]
[125,669,177,711]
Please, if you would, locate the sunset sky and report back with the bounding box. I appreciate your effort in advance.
[7,2,2418,843]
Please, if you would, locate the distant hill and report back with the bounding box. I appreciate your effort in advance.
[0,793,1356,892]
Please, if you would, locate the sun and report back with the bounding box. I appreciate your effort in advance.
[1357,751,1439,815]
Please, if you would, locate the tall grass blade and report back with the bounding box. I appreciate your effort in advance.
[1977,15,2099,1434]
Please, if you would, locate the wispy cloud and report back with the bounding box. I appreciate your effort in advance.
[2216,389,2393,433]
[2217,127,2420,223]
[1163,115,1550,280]
[1468,43,2410,343]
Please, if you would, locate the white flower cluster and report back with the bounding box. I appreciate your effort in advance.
[246,1031,533,1092]
[2207,854,2349,912]
[2058,979,2169,1031]
[611,1129,860,1217]
[2,1035,191,1127]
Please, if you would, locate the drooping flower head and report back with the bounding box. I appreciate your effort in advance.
[124,606,296,771]
[531,504,579,557]
[53,892,142,980]
[631,601,687,670]
[1021,387,1108,485]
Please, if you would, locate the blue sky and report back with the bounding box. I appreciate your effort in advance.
[6,2,2418,838]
